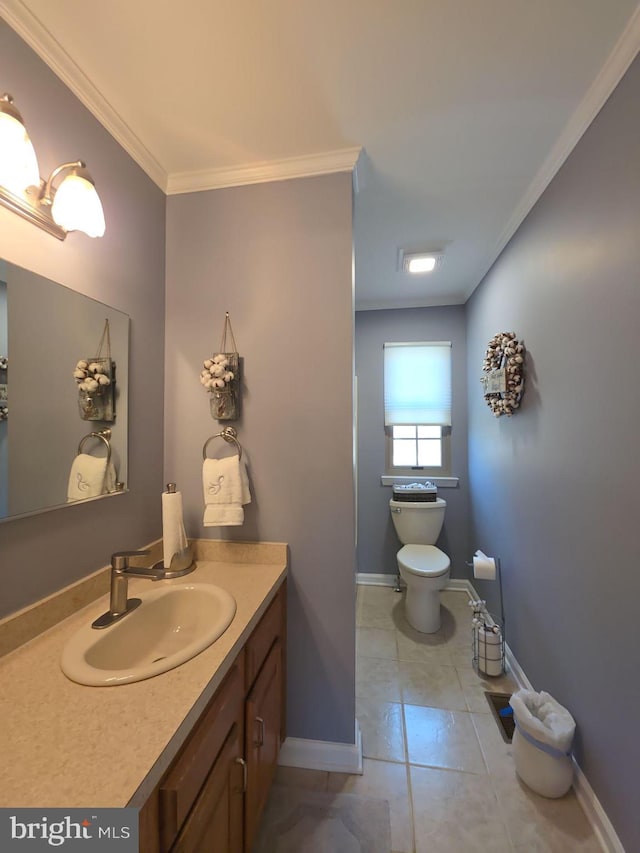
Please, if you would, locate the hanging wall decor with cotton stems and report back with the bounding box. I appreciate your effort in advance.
[200,312,241,421]
[480,331,525,417]
[73,319,116,422]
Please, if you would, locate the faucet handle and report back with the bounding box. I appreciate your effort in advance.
[111,549,151,570]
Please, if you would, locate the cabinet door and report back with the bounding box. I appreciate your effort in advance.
[244,640,282,852]
[171,722,244,853]
[159,659,245,852]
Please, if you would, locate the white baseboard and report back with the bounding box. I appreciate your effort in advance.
[359,573,623,850]
[504,643,623,852]
[357,574,474,596]
[278,720,363,775]
[572,766,625,853]
[503,641,533,690]
[445,579,473,596]
[356,573,397,587]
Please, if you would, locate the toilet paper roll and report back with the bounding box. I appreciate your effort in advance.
[162,489,188,569]
[477,626,503,676]
[473,550,497,581]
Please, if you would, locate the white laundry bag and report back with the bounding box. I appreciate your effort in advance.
[509,690,576,798]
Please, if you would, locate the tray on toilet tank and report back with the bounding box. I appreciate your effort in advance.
[392,482,438,502]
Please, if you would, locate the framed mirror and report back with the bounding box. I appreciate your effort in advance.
[0,259,129,522]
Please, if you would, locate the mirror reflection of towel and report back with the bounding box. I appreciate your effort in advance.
[203,455,251,526]
[67,454,116,502]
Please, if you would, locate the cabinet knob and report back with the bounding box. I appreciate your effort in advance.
[254,716,265,747]
[235,757,247,793]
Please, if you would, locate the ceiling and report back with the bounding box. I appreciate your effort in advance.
[2,0,639,309]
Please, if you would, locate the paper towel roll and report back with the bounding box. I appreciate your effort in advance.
[473,550,497,581]
[162,489,188,569]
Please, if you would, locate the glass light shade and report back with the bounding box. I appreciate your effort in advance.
[51,173,106,237]
[0,111,40,195]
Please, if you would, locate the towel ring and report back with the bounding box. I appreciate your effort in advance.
[203,426,242,461]
[77,428,112,467]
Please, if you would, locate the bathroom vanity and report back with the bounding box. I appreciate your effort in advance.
[139,580,286,852]
[0,540,287,853]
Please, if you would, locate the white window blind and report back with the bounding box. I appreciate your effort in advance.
[383,341,452,426]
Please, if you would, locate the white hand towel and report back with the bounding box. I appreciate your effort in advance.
[67,454,116,502]
[203,455,251,526]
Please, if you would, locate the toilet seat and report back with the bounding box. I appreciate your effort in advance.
[398,545,450,578]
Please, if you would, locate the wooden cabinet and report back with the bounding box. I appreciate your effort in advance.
[139,581,286,853]
[244,640,282,852]
[171,722,244,853]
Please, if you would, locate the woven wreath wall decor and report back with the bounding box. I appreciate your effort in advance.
[480,331,525,417]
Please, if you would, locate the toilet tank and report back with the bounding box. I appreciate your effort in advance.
[390,497,446,545]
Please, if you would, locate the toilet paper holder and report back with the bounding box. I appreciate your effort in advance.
[466,553,505,676]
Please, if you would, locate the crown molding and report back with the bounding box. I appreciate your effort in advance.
[473,5,640,295]
[166,146,362,195]
[0,0,167,190]
[355,293,467,312]
[1,0,360,196]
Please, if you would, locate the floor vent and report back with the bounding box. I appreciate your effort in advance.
[485,692,514,743]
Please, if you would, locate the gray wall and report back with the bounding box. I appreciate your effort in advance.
[165,174,356,745]
[355,306,469,578]
[0,20,166,617]
[466,56,640,851]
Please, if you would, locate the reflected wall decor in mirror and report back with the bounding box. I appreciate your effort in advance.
[0,259,129,521]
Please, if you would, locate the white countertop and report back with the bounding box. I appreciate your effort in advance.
[0,549,287,809]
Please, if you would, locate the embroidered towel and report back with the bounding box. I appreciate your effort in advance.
[203,455,251,526]
[67,453,116,501]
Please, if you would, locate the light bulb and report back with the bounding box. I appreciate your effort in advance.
[0,110,40,195]
[51,172,105,237]
[407,256,437,274]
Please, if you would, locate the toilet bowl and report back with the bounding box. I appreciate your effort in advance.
[390,497,450,633]
[397,544,450,633]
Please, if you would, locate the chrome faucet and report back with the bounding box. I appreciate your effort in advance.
[92,549,166,629]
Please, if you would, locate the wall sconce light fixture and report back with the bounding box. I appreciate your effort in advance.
[0,93,105,240]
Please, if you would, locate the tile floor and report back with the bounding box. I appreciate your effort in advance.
[272,585,602,853]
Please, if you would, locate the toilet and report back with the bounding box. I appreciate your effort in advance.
[390,496,450,633]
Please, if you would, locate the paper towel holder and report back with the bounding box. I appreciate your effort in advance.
[157,546,195,578]
[151,483,196,578]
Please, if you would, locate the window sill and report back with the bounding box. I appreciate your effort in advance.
[380,475,459,488]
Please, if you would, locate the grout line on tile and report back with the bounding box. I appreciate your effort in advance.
[406,760,488,777]
[400,703,409,765]
[404,758,418,853]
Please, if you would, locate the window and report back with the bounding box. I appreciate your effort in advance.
[390,425,443,467]
[383,341,452,475]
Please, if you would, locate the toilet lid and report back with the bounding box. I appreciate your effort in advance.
[398,545,450,577]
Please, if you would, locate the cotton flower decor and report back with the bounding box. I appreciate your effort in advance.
[73,356,115,422]
[200,354,235,392]
[200,352,240,420]
[202,313,241,421]
[73,359,112,394]
[480,331,525,417]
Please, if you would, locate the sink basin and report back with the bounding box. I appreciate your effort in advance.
[61,583,236,686]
